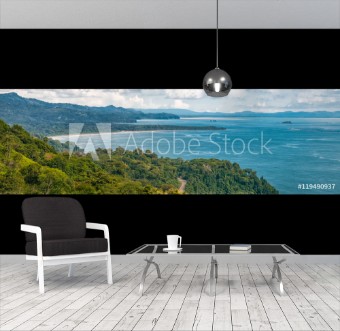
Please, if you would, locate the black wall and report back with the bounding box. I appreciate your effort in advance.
[2,195,340,255]
[1,30,339,89]
[1,29,339,255]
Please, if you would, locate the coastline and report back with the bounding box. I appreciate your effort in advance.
[47,116,340,195]
[47,127,227,140]
[49,129,189,141]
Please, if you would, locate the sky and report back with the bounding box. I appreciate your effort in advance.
[1,89,340,113]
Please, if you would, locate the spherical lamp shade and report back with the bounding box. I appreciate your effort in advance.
[203,68,232,97]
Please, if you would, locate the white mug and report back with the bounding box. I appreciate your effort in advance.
[167,235,182,250]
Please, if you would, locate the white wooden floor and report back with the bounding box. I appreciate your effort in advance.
[0,262,339,331]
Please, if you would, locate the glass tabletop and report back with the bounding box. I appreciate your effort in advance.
[128,244,298,254]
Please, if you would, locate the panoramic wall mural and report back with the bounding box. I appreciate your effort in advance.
[0,89,339,195]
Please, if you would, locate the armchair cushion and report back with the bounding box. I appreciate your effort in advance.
[26,238,108,256]
[22,197,86,242]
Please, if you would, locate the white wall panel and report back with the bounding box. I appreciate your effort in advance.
[0,0,339,29]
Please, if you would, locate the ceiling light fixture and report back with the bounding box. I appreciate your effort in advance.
[203,0,232,97]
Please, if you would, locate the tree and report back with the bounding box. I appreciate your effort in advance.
[0,170,25,194]
[38,167,72,194]
[1,134,20,161]
[21,164,41,185]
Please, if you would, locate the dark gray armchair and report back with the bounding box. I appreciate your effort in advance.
[21,197,113,293]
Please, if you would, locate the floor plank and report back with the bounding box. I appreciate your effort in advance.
[262,264,312,331]
[228,264,252,330]
[319,264,340,277]
[299,264,340,301]
[0,264,104,329]
[250,264,292,330]
[152,309,179,331]
[165,264,196,309]
[327,264,340,274]
[33,309,77,331]
[286,264,340,325]
[0,262,339,331]
[113,309,145,331]
[291,264,340,315]
[173,264,208,331]
[44,264,142,331]
[172,300,199,331]
[280,265,335,331]
[98,264,176,331]
[193,264,214,330]
[213,300,232,331]
[239,264,272,331]
[20,264,123,330]
[308,265,340,289]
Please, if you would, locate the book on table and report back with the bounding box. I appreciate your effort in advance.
[230,250,251,254]
[230,244,251,251]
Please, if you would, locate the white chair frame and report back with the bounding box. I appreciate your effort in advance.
[21,222,113,294]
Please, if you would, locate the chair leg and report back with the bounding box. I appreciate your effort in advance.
[37,259,44,294]
[37,266,39,281]
[68,264,73,277]
[107,254,113,284]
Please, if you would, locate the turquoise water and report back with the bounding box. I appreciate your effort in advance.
[52,117,340,194]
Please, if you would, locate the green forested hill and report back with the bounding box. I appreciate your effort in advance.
[0,119,278,194]
[0,93,220,135]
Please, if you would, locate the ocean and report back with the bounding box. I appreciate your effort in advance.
[51,117,340,194]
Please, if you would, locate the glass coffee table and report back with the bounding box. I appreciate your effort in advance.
[127,244,299,296]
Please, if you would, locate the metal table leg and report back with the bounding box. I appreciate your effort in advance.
[272,256,286,295]
[215,260,218,279]
[139,256,161,296]
[209,257,218,296]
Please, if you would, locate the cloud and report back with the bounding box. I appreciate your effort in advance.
[256,101,267,107]
[228,89,247,98]
[296,90,338,105]
[0,89,149,109]
[1,89,339,113]
[165,89,204,99]
[172,99,190,109]
[225,89,340,112]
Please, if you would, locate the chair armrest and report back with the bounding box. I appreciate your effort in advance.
[21,224,41,235]
[86,223,111,254]
[20,224,43,258]
[86,223,110,240]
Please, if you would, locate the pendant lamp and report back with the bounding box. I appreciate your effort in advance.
[203,0,232,97]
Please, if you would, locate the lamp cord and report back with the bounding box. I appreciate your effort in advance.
[216,0,219,68]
